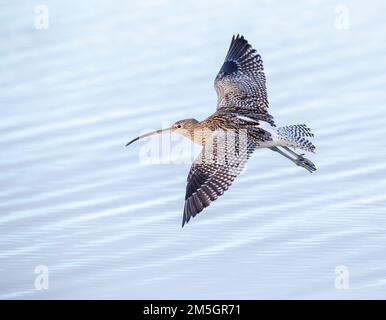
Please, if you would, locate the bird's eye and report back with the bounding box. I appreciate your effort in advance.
[176,124,182,128]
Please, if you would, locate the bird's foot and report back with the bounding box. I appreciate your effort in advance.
[295,155,317,173]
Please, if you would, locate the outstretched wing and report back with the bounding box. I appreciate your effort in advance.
[182,133,257,227]
[215,35,270,116]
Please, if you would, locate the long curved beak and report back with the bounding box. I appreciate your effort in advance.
[125,128,171,146]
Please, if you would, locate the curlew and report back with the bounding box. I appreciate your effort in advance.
[126,35,316,227]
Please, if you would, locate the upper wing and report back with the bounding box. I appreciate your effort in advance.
[214,35,269,115]
[182,132,257,227]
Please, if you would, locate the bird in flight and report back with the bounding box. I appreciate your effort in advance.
[127,35,316,227]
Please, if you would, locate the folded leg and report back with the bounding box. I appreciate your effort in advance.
[270,147,316,173]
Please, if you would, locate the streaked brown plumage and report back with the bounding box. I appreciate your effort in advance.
[127,35,316,227]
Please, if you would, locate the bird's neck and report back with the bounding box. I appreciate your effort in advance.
[177,123,206,146]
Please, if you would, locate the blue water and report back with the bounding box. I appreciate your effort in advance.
[1,0,386,299]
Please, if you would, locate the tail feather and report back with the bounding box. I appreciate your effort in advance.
[277,124,316,152]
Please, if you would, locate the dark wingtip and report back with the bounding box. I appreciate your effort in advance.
[226,34,252,61]
[181,203,189,228]
[182,214,189,228]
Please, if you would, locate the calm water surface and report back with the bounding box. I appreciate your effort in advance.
[1,0,386,298]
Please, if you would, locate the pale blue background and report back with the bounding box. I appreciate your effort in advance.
[1,0,386,299]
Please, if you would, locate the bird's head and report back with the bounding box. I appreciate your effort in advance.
[126,118,199,146]
[171,118,199,133]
